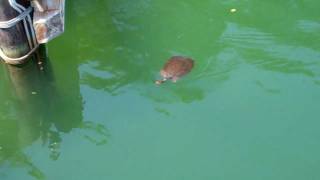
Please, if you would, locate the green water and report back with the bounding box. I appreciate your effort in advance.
[1,0,320,179]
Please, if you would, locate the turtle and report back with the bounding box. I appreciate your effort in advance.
[155,56,194,85]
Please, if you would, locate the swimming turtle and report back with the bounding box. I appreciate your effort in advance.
[155,56,194,85]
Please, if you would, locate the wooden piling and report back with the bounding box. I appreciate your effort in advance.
[0,0,32,65]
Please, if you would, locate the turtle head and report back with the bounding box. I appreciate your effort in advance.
[155,78,167,85]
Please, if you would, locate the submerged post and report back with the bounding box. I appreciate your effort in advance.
[0,0,32,65]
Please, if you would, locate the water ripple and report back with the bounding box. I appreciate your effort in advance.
[220,22,320,77]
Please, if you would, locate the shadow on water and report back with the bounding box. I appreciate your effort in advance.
[0,45,108,180]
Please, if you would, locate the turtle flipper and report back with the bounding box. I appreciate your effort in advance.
[171,77,179,83]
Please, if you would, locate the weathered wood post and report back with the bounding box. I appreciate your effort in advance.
[0,0,33,65]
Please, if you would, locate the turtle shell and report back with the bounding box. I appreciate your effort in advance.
[160,56,194,80]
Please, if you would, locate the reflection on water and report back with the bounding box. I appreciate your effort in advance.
[0,46,108,180]
[255,80,281,94]
[78,121,109,146]
[0,49,59,179]
[297,20,320,33]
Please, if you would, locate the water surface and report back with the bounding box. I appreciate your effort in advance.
[1,0,320,179]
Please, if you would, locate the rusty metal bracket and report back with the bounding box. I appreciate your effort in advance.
[31,0,65,44]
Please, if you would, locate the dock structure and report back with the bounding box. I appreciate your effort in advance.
[0,0,64,65]
[0,0,33,65]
